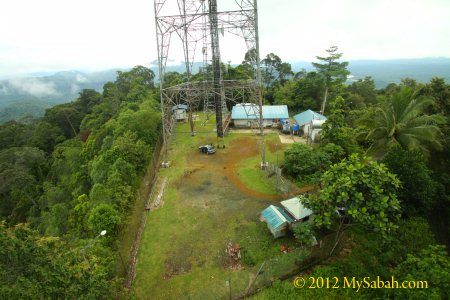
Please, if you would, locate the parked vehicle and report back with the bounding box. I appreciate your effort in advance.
[199,144,216,154]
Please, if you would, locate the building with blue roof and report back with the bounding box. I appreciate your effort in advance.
[293,109,326,127]
[259,205,293,238]
[293,109,327,142]
[231,104,289,128]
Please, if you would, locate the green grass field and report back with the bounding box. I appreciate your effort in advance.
[132,118,306,299]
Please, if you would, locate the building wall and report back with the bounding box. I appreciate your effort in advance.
[310,129,322,142]
[233,119,278,128]
[270,226,288,238]
[175,109,186,121]
[259,214,289,238]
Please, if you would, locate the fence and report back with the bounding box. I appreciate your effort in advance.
[120,135,164,289]
[264,163,289,194]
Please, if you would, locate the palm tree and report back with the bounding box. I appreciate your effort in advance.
[363,87,444,157]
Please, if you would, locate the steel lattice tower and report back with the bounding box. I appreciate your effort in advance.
[154,0,266,167]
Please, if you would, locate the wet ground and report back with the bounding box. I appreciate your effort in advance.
[134,134,314,299]
[177,136,286,202]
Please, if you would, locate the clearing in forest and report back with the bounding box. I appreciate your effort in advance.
[132,120,309,299]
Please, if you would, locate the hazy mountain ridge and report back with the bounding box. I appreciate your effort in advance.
[0,69,119,123]
[0,69,119,105]
[291,58,450,88]
[0,99,54,124]
[1,58,449,124]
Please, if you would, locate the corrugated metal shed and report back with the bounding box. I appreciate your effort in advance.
[172,104,188,111]
[231,105,289,120]
[280,196,313,221]
[261,205,293,229]
[293,109,326,126]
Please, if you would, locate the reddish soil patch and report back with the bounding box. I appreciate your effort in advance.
[266,139,280,153]
[222,137,282,201]
[181,137,314,201]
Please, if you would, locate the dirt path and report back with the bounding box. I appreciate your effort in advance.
[222,137,285,201]
[278,134,306,144]
[183,136,315,201]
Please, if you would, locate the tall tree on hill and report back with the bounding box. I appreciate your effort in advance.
[261,53,294,86]
[261,53,293,104]
[261,53,282,88]
[312,46,349,114]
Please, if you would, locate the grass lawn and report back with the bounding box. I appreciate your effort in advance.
[132,118,307,299]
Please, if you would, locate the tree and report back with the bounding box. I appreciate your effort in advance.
[0,121,30,150]
[382,145,437,216]
[224,64,253,80]
[76,89,102,115]
[242,48,258,65]
[391,245,450,300]
[278,62,294,84]
[68,194,90,236]
[262,53,281,85]
[261,53,293,104]
[362,87,445,157]
[305,154,401,239]
[44,105,84,138]
[30,121,65,153]
[261,53,293,86]
[274,71,324,112]
[109,131,151,173]
[284,143,344,184]
[88,204,121,241]
[116,65,155,91]
[0,147,46,223]
[293,221,315,247]
[320,96,360,155]
[347,76,377,107]
[312,46,349,114]
[400,77,420,89]
[425,77,450,115]
[0,223,114,299]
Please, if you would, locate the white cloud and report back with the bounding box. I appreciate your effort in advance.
[8,78,59,97]
[70,83,80,94]
[0,84,8,95]
[75,74,87,83]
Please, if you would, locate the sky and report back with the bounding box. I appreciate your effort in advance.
[0,0,449,78]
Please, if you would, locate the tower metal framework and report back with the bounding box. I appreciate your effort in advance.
[154,0,265,166]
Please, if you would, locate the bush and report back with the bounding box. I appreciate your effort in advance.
[383,145,437,216]
[293,222,315,247]
[88,203,121,239]
[284,143,344,184]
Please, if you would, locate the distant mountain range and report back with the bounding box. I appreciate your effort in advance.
[1,58,449,124]
[0,70,119,123]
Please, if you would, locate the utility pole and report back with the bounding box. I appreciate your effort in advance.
[80,230,107,261]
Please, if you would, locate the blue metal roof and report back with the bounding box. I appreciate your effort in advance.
[231,105,289,120]
[261,205,293,229]
[293,109,327,126]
